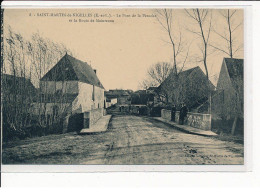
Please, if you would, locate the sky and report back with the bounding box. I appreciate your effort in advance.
[3,8,244,91]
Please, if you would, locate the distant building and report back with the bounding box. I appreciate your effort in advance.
[117,91,131,105]
[105,96,118,108]
[157,66,215,110]
[212,58,243,120]
[105,89,131,105]
[31,54,105,128]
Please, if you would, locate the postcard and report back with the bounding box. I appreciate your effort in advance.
[1,5,248,172]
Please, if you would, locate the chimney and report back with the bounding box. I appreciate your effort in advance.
[94,69,97,74]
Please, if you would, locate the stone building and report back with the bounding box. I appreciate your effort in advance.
[105,89,131,105]
[157,66,215,110]
[212,58,243,133]
[31,54,105,131]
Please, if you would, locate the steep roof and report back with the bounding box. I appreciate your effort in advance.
[224,58,243,80]
[158,66,211,90]
[179,66,200,78]
[41,54,104,89]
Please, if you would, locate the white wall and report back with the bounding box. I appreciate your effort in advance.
[111,98,118,105]
[39,81,104,114]
[76,82,104,113]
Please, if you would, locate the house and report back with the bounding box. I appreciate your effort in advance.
[105,96,118,108]
[2,74,37,133]
[212,58,243,121]
[2,74,37,99]
[2,73,37,115]
[157,66,215,110]
[31,53,105,131]
[105,89,131,105]
[117,91,131,105]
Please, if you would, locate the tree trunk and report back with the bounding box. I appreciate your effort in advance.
[231,116,238,135]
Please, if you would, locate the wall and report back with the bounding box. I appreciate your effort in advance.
[161,109,211,130]
[106,102,111,108]
[39,81,104,114]
[111,98,118,105]
[63,108,104,132]
[212,59,242,120]
[118,96,131,105]
[161,109,171,121]
[89,108,104,126]
[76,82,104,112]
[187,112,211,130]
[40,81,79,94]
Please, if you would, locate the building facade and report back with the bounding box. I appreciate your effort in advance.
[31,54,105,129]
[212,58,243,120]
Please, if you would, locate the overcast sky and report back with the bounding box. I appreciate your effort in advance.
[4,8,244,91]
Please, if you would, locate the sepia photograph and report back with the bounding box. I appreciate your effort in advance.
[1,7,244,166]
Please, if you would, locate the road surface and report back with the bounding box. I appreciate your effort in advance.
[2,115,243,165]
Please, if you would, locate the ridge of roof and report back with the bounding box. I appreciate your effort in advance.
[41,54,104,89]
[224,58,243,79]
[65,54,104,89]
[178,66,199,77]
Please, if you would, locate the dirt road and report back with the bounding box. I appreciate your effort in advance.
[2,115,243,165]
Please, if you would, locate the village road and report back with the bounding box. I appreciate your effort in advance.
[3,114,243,165]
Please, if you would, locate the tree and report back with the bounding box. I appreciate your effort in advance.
[210,9,243,135]
[155,9,189,76]
[210,9,243,58]
[185,9,212,113]
[2,26,73,140]
[27,33,73,128]
[152,9,191,105]
[140,62,172,89]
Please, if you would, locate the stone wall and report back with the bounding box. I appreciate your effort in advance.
[187,112,211,130]
[161,109,171,121]
[64,108,104,132]
[89,108,104,126]
[161,109,211,130]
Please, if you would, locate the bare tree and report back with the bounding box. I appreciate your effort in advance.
[27,32,73,128]
[140,62,172,90]
[210,9,243,58]
[155,9,189,76]
[3,26,34,135]
[147,62,172,85]
[153,9,191,106]
[210,9,243,135]
[2,27,74,140]
[185,9,213,113]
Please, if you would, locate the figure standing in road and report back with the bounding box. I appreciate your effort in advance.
[171,104,176,122]
[179,103,188,125]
